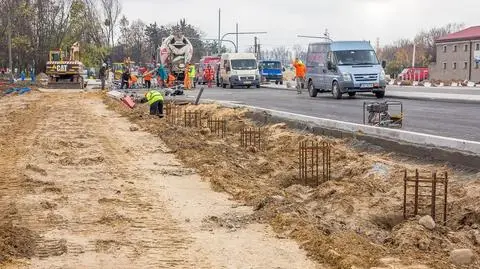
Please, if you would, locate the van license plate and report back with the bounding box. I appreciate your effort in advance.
[360,83,373,88]
[244,81,252,84]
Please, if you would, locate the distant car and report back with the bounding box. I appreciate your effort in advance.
[259,60,284,85]
[398,67,429,81]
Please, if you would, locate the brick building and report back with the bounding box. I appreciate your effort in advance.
[429,26,480,82]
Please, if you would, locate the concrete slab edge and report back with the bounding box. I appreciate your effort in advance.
[182,97,480,168]
[261,85,480,104]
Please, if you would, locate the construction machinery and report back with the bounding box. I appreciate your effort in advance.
[363,101,403,128]
[157,33,193,82]
[112,57,135,80]
[45,42,86,89]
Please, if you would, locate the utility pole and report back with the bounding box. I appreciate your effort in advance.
[218,8,221,54]
[7,9,13,76]
[254,37,257,58]
[236,23,239,53]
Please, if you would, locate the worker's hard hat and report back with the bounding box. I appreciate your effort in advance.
[156,63,161,67]
[102,63,107,67]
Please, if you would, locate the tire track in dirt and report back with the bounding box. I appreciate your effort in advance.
[3,93,212,268]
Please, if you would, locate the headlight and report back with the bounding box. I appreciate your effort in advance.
[342,72,352,81]
[380,70,385,80]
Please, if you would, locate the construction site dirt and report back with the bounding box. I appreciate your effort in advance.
[0,90,479,269]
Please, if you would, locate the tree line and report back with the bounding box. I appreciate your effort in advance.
[0,0,226,74]
[378,23,465,77]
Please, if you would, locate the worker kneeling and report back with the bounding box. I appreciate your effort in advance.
[145,90,164,118]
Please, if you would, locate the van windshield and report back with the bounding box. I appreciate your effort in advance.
[334,50,379,65]
[260,62,281,69]
[231,59,257,70]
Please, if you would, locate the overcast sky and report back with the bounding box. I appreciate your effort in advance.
[121,0,479,51]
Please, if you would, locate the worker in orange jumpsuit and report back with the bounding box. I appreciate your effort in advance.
[167,73,176,88]
[203,64,214,88]
[292,58,307,94]
[184,63,191,90]
[143,70,152,89]
[129,73,138,88]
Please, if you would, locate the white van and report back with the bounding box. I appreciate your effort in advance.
[219,53,260,88]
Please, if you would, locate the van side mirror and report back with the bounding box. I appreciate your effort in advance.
[327,61,335,70]
[381,60,387,69]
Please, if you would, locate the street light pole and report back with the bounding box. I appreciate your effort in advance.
[236,23,239,53]
[218,8,221,54]
[220,31,267,53]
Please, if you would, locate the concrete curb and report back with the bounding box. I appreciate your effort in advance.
[261,85,480,104]
[178,95,480,168]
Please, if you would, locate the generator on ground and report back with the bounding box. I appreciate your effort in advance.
[363,101,403,128]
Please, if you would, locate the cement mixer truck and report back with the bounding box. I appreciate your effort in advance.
[157,34,193,82]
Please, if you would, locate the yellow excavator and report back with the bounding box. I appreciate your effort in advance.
[45,42,86,89]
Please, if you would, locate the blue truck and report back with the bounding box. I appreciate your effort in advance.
[259,60,283,85]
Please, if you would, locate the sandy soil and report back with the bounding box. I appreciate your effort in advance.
[0,91,320,269]
[103,99,480,269]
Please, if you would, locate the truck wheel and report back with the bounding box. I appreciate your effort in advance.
[308,80,318,97]
[279,80,283,85]
[375,91,385,99]
[348,92,356,97]
[229,79,234,89]
[247,85,251,88]
[221,79,226,88]
[332,81,342,99]
[256,84,260,88]
[275,81,279,85]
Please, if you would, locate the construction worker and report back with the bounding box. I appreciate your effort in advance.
[188,63,196,89]
[145,89,164,118]
[167,73,176,88]
[203,64,214,88]
[129,73,138,88]
[120,68,130,89]
[184,64,191,90]
[99,63,107,91]
[293,58,306,94]
[156,64,167,88]
[143,69,152,89]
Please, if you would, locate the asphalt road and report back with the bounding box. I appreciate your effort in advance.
[187,86,480,142]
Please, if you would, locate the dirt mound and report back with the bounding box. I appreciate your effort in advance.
[105,98,480,269]
[0,223,38,263]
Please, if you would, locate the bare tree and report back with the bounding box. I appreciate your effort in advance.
[100,0,121,47]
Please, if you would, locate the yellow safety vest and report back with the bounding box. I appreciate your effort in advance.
[146,90,163,105]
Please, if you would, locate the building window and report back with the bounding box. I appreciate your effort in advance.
[476,43,480,51]
[443,62,447,70]
[464,44,468,51]
[464,62,468,69]
[453,45,457,52]
[453,62,457,69]
[443,45,447,52]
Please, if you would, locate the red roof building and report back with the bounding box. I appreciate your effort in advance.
[437,26,480,42]
[430,26,480,82]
